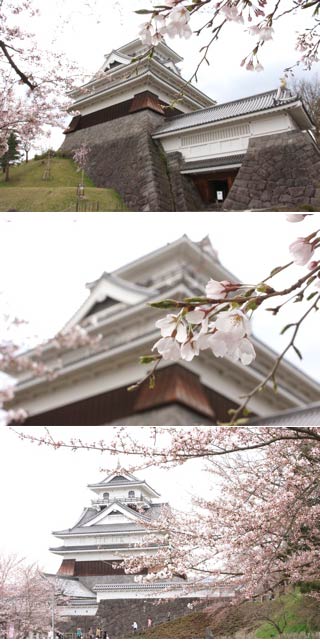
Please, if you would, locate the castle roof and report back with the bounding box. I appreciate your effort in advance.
[153,89,314,136]
[246,400,320,426]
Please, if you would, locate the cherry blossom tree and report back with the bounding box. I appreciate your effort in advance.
[0,308,102,426]
[121,430,320,600]
[0,0,85,154]
[73,143,91,198]
[0,554,66,638]
[138,0,320,76]
[14,426,320,601]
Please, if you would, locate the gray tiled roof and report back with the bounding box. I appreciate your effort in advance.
[54,503,165,536]
[53,523,148,536]
[51,543,159,552]
[246,402,320,426]
[45,574,96,598]
[181,154,245,172]
[154,89,298,136]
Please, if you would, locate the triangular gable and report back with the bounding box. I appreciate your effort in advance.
[103,50,131,71]
[63,273,157,331]
[100,470,140,485]
[82,501,148,528]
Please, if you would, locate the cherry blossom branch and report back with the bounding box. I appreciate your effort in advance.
[0,40,36,89]
[229,293,320,422]
[136,215,320,424]
[138,0,320,74]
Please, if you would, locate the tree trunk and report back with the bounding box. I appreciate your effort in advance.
[5,163,9,181]
[25,150,29,163]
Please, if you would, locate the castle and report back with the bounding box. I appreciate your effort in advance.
[11,236,320,426]
[60,38,320,211]
[48,467,229,637]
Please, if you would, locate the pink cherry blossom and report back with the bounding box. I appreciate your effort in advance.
[215,309,251,338]
[205,279,231,299]
[289,237,315,266]
[152,336,181,360]
[286,214,307,222]
[155,314,188,342]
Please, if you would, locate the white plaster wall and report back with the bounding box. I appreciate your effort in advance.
[93,487,143,501]
[61,548,156,562]
[160,112,297,161]
[95,586,233,601]
[62,532,143,546]
[60,606,98,616]
[76,79,192,116]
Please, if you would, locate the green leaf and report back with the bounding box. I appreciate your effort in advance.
[149,374,156,390]
[243,300,258,312]
[149,299,180,309]
[280,323,294,335]
[270,265,285,277]
[293,345,303,360]
[139,355,157,364]
[134,9,154,13]
[307,291,318,300]
[256,284,275,294]
[184,297,209,304]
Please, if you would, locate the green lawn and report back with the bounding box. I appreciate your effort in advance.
[0,158,127,211]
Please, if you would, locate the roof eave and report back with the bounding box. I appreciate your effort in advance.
[152,100,305,138]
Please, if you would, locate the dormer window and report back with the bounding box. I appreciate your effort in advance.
[128,490,135,499]
[109,61,122,69]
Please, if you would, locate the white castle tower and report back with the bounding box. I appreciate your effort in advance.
[50,467,185,602]
[48,467,234,636]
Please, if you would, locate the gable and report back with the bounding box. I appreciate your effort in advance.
[103,51,131,71]
[82,502,145,528]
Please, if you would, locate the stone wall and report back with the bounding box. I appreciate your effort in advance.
[224,130,320,211]
[60,110,173,211]
[58,597,214,638]
[165,152,205,211]
[60,111,204,211]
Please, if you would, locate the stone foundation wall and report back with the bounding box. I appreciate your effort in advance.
[60,111,173,211]
[165,152,205,211]
[224,130,320,211]
[60,112,205,211]
[58,597,214,638]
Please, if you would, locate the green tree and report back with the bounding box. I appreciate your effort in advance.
[0,132,21,182]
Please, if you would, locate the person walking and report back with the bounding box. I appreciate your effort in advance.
[132,621,138,634]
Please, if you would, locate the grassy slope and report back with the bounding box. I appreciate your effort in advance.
[0,158,127,211]
[134,591,320,639]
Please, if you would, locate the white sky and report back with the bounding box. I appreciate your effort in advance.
[1,212,320,381]
[0,426,210,572]
[22,0,320,149]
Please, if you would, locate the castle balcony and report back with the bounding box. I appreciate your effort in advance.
[91,495,151,508]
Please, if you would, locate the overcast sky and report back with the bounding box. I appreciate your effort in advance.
[1,212,320,381]
[0,426,209,572]
[24,0,320,149]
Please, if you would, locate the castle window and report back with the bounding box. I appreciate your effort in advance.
[103,492,109,500]
[128,490,135,499]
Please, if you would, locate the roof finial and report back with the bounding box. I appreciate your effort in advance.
[116,457,121,470]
